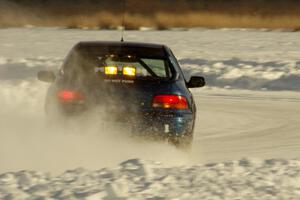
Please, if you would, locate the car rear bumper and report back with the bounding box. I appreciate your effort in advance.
[56,104,195,137]
[131,112,195,137]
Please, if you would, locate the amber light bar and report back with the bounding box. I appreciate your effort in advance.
[104,66,118,75]
[123,66,136,76]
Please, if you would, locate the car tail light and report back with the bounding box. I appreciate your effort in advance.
[57,90,85,102]
[152,95,188,110]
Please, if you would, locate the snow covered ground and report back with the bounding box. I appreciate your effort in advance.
[1,159,300,199]
[0,28,300,199]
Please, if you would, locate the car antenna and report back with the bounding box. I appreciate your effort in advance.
[120,0,126,42]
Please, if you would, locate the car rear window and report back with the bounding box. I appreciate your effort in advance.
[62,44,173,82]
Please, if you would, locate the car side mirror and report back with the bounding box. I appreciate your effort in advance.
[187,76,205,88]
[37,70,56,83]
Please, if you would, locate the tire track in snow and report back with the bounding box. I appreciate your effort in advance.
[191,90,300,164]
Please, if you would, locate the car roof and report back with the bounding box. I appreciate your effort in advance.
[72,41,169,59]
[75,41,167,49]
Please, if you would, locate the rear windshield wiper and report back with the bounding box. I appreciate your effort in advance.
[138,58,159,78]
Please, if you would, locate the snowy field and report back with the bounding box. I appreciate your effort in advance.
[0,28,300,199]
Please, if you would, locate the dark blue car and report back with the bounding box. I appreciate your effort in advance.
[37,41,205,148]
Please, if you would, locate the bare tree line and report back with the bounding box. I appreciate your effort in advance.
[1,0,300,16]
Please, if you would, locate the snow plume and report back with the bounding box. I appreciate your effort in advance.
[0,57,189,174]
